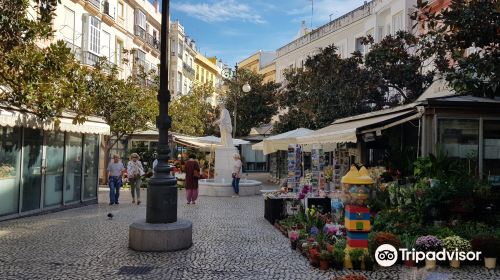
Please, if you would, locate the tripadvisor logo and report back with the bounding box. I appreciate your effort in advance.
[375,244,482,267]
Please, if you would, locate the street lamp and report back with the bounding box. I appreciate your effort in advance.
[129,0,192,252]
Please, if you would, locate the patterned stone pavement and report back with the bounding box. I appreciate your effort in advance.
[0,183,499,279]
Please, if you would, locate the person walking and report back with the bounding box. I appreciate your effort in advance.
[232,153,242,197]
[127,153,144,205]
[107,155,125,205]
[185,154,200,204]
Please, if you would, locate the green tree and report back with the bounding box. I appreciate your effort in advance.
[224,68,279,137]
[0,0,94,123]
[414,0,500,97]
[275,46,381,133]
[362,31,434,104]
[89,56,159,169]
[169,83,216,136]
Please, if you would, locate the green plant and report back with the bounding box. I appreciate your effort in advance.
[471,235,500,258]
[349,249,365,262]
[442,236,471,252]
[320,250,332,261]
[333,248,345,263]
[335,238,347,250]
[401,234,417,250]
[434,227,456,239]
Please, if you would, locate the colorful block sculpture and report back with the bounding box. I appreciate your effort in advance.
[341,166,374,250]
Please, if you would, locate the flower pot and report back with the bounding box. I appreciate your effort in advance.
[404,259,416,267]
[352,260,362,270]
[485,258,496,269]
[309,257,319,267]
[319,260,330,270]
[450,259,460,268]
[332,261,343,270]
[425,259,436,269]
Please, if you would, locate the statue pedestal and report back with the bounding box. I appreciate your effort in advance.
[214,146,237,182]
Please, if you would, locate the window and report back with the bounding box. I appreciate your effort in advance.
[101,30,111,60]
[386,24,391,36]
[62,6,75,43]
[135,9,146,29]
[135,49,146,66]
[89,16,101,54]
[83,135,99,200]
[392,12,403,34]
[0,127,21,216]
[438,119,479,159]
[118,1,124,18]
[483,120,500,185]
[355,38,364,54]
[178,41,183,55]
[115,39,123,65]
[183,80,187,94]
[177,72,182,93]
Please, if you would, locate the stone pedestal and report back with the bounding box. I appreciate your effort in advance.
[214,146,237,182]
[129,219,192,252]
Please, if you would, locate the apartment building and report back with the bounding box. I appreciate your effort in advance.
[275,0,417,83]
[194,54,222,105]
[169,20,197,97]
[53,0,162,79]
[239,50,277,84]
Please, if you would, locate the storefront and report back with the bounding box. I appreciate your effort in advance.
[0,106,110,221]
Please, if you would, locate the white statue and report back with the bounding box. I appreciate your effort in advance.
[214,103,233,147]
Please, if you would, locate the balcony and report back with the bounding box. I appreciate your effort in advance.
[82,51,100,66]
[182,62,195,78]
[134,25,147,41]
[86,0,100,8]
[64,41,82,62]
[146,33,160,51]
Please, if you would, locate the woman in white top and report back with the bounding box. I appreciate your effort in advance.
[232,153,243,196]
[127,153,144,205]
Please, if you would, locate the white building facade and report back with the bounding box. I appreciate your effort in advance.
[52,0,162,80]
[169,20,197,97]
[275,0,417,83]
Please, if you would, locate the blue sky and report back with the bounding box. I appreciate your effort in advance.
[165,0,367,66]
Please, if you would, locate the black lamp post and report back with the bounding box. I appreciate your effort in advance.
[146,0,177,224]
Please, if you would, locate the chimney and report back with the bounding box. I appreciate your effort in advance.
[153,0,159,13]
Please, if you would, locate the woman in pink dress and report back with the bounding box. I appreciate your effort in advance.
[184,154,200,204]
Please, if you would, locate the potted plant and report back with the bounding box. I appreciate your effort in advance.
[332,247,345,270]
[319,250,331,270]
[471,235,500,269]
[308,248,320,267]
[416,235,442,269]
[349,249,365,270]
[401,234,417,267]
[372,232,401,250]
[442,235,471,268]
[364,252,374,271]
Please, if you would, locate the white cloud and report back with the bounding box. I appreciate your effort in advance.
[171,0,266,24]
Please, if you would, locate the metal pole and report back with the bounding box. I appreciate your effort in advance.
[147,0,178,224]
[233,64,238,138]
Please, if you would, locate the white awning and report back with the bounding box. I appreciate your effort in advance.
[296,109,418,145]
[0,107,110,135]
[252,128,314,155]
[173,134,250,151]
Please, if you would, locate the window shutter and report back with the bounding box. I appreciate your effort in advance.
[82,14,89,51]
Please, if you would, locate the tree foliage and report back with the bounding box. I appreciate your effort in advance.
[414,0,500,97]
[224,68,279,137]
[275,46,385,133]
[169,83,217,136]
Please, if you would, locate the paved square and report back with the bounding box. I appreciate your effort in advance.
[0,187,498,279]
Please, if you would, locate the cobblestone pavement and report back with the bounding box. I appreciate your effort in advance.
[0,183,499,279]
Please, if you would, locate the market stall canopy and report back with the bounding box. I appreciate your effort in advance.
[0,105,110,135]
[173,134,250,151]
[296,106,422,145]
[252,128,314,155]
